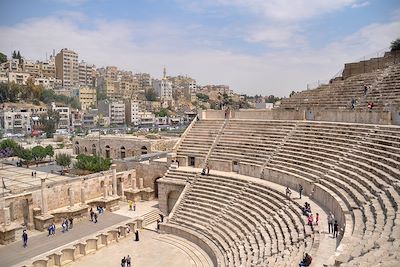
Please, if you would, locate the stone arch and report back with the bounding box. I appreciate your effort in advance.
[153,177,162,198]
[74,141,80,155]
[141,146,148,155]
[120,146,126,159]
[91,144,96,155]
[167,190,180,213]
[105,145,111,159]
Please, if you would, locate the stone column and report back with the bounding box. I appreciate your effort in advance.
[139,178,144,189]
[103,176,109,199]
[3,207,11,225]
[112,164,117,196]
[132,178,137,190]
[80,180,86,205]
[120,179,125,200]
[40,178,48,215]
[69,186,75,208]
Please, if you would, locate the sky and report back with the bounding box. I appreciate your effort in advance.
[0,0,399,97]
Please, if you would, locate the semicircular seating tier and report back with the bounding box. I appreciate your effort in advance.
[278,63,400,111]
[164,119,400,267]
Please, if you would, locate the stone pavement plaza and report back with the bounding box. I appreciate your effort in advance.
[0,165,67,194]
[70,230,212,267]
[0,200,166,267]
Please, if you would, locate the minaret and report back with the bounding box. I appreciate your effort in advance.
[163,66,166,79]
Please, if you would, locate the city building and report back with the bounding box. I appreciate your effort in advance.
[0,107,32,134]
[125,100,140,126]
[34,77,62,89]
[8,72,30,85]
[55,48,79,88]
[22,60,41,78]
[152,67,173,101]
[78,61,96,87]
[138,111,155,126]
[51,103,70,130]
[72,86,97,110]
[98,99,125,125]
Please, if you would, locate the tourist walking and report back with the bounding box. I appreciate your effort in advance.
[328,212,334,234]
[315,213,319,225]
[299,184,303,199]
[51,223,56,235]
[286,187,292,198]
[22,230,28,247]
[69,217,73,229]
[133,202,136,211]
[121,256,126,267]
[129,200,133,210]
[126,255,131,267]
[90,207,94,221]
[333,220,339,238]
[135,230,139,241]
[94,213,98,223]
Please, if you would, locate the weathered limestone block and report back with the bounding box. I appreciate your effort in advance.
[60,248,75,265]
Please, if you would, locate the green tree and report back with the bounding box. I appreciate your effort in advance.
[45,145,54,160]
[40,110,60,138]
[390,38,400,51]
[18,148,33,166]
[0,52,7,64]
[32,145,47,165]
[155,108,169,117]
[55,153,71,171]
[74,154,111,173]
[196,93,209,102]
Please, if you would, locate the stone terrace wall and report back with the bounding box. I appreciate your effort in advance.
[312,109,391,124]
[342,50,400,79]
[232,109,305,120]
[200,109,397,125]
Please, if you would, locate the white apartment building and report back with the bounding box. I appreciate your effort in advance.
[55,48,79,88]
[138,111,155,126]
[51,103,70,130]
[124,100,139,126]
[98,100,125,125]
[0,108,32,134]
[34,77,62,89]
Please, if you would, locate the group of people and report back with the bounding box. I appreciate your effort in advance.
[61,218,73,232]
[328,212,339,238]
[285,184,303,199]
[128,200,136,211]
[120,255,132,267]
[47,222,56,236]
[90,207,100,223]
[31,171,37,177]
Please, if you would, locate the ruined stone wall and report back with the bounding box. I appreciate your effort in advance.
[3,169,136,224]
[74,136,178,159]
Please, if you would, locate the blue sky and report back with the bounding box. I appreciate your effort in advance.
[1,0,399,96]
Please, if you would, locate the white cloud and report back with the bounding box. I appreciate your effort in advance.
[351,1,369,8]
[0,13,399,97]
[179,0,357,21]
